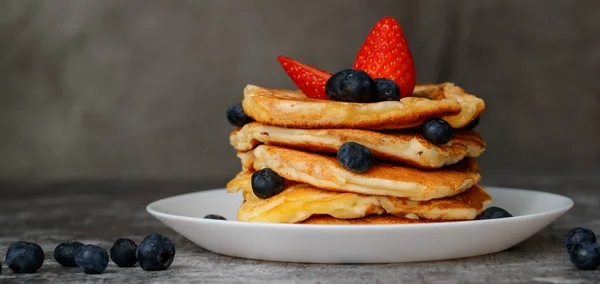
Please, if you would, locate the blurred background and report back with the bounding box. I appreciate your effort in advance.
[0,0,598,187]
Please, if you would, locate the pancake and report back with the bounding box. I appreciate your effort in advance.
[244,145,481,200]
[237,151,255,171]
[228,171,385,223]
[226,171,492,223]
[230,122,485,169]
[413,83,485,128]
[301,215,437,225]
[241,83,483,130]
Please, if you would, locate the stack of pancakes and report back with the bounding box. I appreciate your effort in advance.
[226,83,491,224]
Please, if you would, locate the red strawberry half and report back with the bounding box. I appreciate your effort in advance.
[353,16,416,98]
[277,55,332,100]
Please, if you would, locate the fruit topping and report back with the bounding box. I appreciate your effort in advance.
[5,241,44,273]
[371,78,400,101]
[325,69,376,102]
[74,245,109,274]
[478,206,513,220]
[421,118,453,145]
[251,168,285,199]
[564,227,597,253]
[277,55,332,100]
[336,142,373,173]
[226,102,254,127]
[54,240,84,267]
[569,242,600,270]
[354,16,416,98]
[204,214,227,220]
[136,233,176,271]
[464,116,480,130]
[110,238,138,267]
[276,17,418,102]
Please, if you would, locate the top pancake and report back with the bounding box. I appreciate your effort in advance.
[241,83,484,130]
[413,83,485,128]
[245,145,481,200]
[231,122,485,169]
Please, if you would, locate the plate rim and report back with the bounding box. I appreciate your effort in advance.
[146,186,574,230]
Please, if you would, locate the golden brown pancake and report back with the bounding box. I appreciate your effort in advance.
[241,83,483,130]
[414,83,485,128]
[228,171,385,223]
[237,151,255,171]
[242,84,462,130]
[226,171,492,223]
[301,215,438,225]
[243,145,481,200]
[230,122,485,169]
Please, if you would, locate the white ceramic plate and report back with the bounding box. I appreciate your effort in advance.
[146,187,573,263]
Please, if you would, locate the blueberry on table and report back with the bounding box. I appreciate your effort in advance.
[226,102,254,127]
[371,78,400,102]
[570,242,600,270]
[421,118,453,145]
[251,168,285,199]
[5,241,44,273]
[336,142,373,173]
[478,206,513,220]
[74,245,109,274]
[6,242,44,273]
[136,233,176,271]
[110,238,138,267]
[204,214,227,220]
[54,240,84,267]
[325,69,376,102]
[564,227,597,253]
[464,116,480,130]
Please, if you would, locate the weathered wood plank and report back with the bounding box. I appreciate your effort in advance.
[0,176,597,283]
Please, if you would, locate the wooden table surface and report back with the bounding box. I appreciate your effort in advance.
[0,175,599,284]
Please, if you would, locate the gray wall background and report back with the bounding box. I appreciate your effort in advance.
[0,0,598,183]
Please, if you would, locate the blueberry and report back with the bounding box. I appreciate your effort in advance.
[464,116,480,130]
[226,102,253,127]
[325,69,376,102]
[478,206,513,220]
[136,233,176,271]
[251,168,285,199]
[336,142,373,173]
[564,227,597,253]
[204,214,227,220]
[570,242,600,270]
[371,78,400,102]
[5,241,44,273]
[421,118,453,145]
[110,238,138,267]
[74,245,109,274]
[54,240,84,267]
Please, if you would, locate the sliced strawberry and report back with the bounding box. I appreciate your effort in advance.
[354,16,416,98]
[277,55,332,100]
